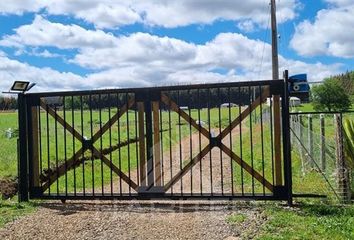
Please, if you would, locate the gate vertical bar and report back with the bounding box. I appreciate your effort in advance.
[282,70,293,205]
[152,101,161,186]
[273,96,282,186]
[18,93,29,202]
[145,100,154,188]
[138,102,146,186]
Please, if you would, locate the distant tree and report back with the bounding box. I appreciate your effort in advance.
[333,71,354,102]
[311,78,351,112]
[0,96,17,110]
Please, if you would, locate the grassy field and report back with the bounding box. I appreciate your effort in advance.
[0,106,345,197]
[225,202,354,240]
[292,102,354,112]
[0,111,18,177]
[256,203,354,240]
[0,106,308,195]
[0,105,353,238]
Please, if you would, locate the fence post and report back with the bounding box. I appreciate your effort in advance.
[18,93,29,202]
[320,114,326,172]
[334,114,350,203]
[307,114,314,168]
[297,113,305,174]
[290,113,295,145]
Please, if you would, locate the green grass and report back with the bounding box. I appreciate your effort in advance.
[256,203,354,240]
[0,112,18,177]
[0,105,345,197]
[292,103,354,112]
[1,106,251,193]
[1,105,353,238]
[291,103,315,112]
[0,197,37,228]
[226,213,247,224]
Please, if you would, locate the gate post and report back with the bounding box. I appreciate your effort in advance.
[18,93,29,202]
[282,70,293,205]
[26,97,41,198]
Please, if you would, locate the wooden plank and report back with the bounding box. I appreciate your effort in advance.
[164,144,211,191]
[218,86,270,140]
[273,95,282,186]
[92,148,138,191]
[137,102,146,186]
[152,101,161,186]
[40,100,83,142]
[92,98,135,142]
[43,146,140,192]
[161,94,210,139]
[220,143,273,192]
[42,148,84,190]
[31,106,40,187]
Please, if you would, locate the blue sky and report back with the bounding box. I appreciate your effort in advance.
[0,0,353,92]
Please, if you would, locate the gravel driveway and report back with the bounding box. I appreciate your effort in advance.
[0,201,266,240]
[0,123,267,239]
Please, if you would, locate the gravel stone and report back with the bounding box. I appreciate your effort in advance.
[0,201,266,240]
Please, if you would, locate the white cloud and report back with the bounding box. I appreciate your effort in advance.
[14,48,62,58]
[31,49,61,58]
[0,1,298,29]
[325,0,353,7]
[130,0,298,28]
[0,0,43,15]
[290,4,354,58]
[72,32,197,69]
[237,20,256,32]
[0,16,342,92]
[0,15,117,49]
[81,31,341,85]
[45,1,141,29]
[0,54,89,93]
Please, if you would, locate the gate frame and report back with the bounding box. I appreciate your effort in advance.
[18,74,292,204]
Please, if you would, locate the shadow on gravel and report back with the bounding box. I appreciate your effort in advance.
[38,200,265,214]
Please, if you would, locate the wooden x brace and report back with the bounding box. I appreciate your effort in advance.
[40,98,138,191]
[162,87,274,192]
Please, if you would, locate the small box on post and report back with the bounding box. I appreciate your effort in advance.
[288,74,310,102]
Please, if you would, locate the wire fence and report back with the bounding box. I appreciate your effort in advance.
[290,112,353,203]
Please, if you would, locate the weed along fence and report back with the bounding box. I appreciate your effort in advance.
[17,78,293,203]
[290,111,353,202]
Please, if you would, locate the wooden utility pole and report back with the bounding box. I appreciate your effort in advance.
[271,0,279,80]
[271,0,282,186]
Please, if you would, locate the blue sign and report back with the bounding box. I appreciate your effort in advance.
[289,74,310,93]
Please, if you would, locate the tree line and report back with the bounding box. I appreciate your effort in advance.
[0,96,17,110]
[61,86,262,110]
[0,86,263,111]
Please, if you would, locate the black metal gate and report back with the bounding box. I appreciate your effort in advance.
[18,75,292,203]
